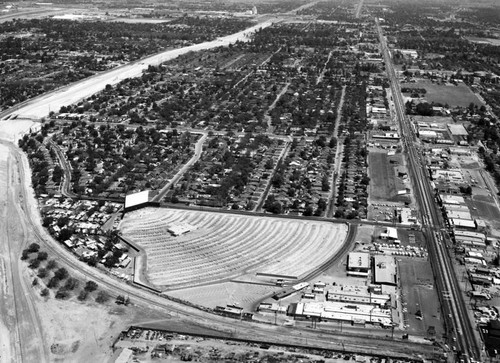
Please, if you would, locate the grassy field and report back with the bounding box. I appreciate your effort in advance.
[402,80,482,107]
[120,208,348,290]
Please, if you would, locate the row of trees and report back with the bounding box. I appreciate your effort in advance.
[22,243,111,303]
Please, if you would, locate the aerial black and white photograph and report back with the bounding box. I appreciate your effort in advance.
[0,0,499,362]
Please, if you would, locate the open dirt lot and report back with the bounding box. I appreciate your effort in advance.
[368,150,397,200]
[368,150,408,204]
[120,208,349,290]
[167,281,276,310]
[401,79,482,107]
[399,259,443,338]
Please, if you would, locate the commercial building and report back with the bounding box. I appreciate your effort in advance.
[373,255,398,286]
[439,194,465,205]
[347,252,371,276]
[418,130,437,142]
[380,227,398,241]
[454,230,486,242]
[450,218,476,230]
[326,285,391,307]
[287,301,392,327]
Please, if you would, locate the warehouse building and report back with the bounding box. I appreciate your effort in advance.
[373,255,398,286]
[286,301,392,327]
[326,285,390,307]
[347,252,371,276]
[380,227,398,241]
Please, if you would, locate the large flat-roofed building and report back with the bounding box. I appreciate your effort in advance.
[347,252,370,276]
[326,285,390,307]
[447,124,468,136]
[380,227,398,241]
[418,130,437,141]
[287,301,392,326]
[450,218,476,230]
[373,255,397,286]
[439,194,465,205]
[446,209,472,220]
[454,230,485,242]
[124,190,159,212]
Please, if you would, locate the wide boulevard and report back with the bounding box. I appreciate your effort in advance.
[376,18,481,362]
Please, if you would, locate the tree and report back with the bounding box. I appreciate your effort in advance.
[303,205,314,216]
[329,137,337,148]
[64,277,79,291]
[42,216,54,227]
[415,102,433,116]
[116,295,125,304]
[84,280,98,292]
[459,185,472,195]
[21,250,30,260]
[95,291,110,303]
[54,267,69,280]
[47,277,59,289]
[264,159,273,170]
[37,268,48,278]
[32,278,39,286]
[77,290,89,301]
[40,288,50,297]
[360,175,370,185]
[29,259,41,269]
[55,289,70,300]
[271,173,284,188]
[27,243,40,253]
[46,259,58,270]
[37,251,48,261]
[321,175,330,192]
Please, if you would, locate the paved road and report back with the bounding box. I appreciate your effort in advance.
[46,139,75,198]
[3,140,442,361]
[327,85,346,218]
[0,142,50,363]
[355,0,364,18]
[0,10,446,361]
[376,19,481,362]
[152,132,207,203]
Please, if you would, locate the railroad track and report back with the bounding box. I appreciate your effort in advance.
[4,139,444,361]
[375,18,481,362]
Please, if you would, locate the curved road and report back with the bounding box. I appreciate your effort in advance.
[0,12,446,362]
[0,143,50,363]
[0,138,443,361]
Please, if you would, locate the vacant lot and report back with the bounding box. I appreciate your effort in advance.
[167,281,276,310]
[369,151,394,200]
[368,150,407,204]
[402,80,482,107]
[399,259,443,337]
[120,208,348,290]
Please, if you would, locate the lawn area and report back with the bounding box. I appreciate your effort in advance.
[402,80,482,107]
